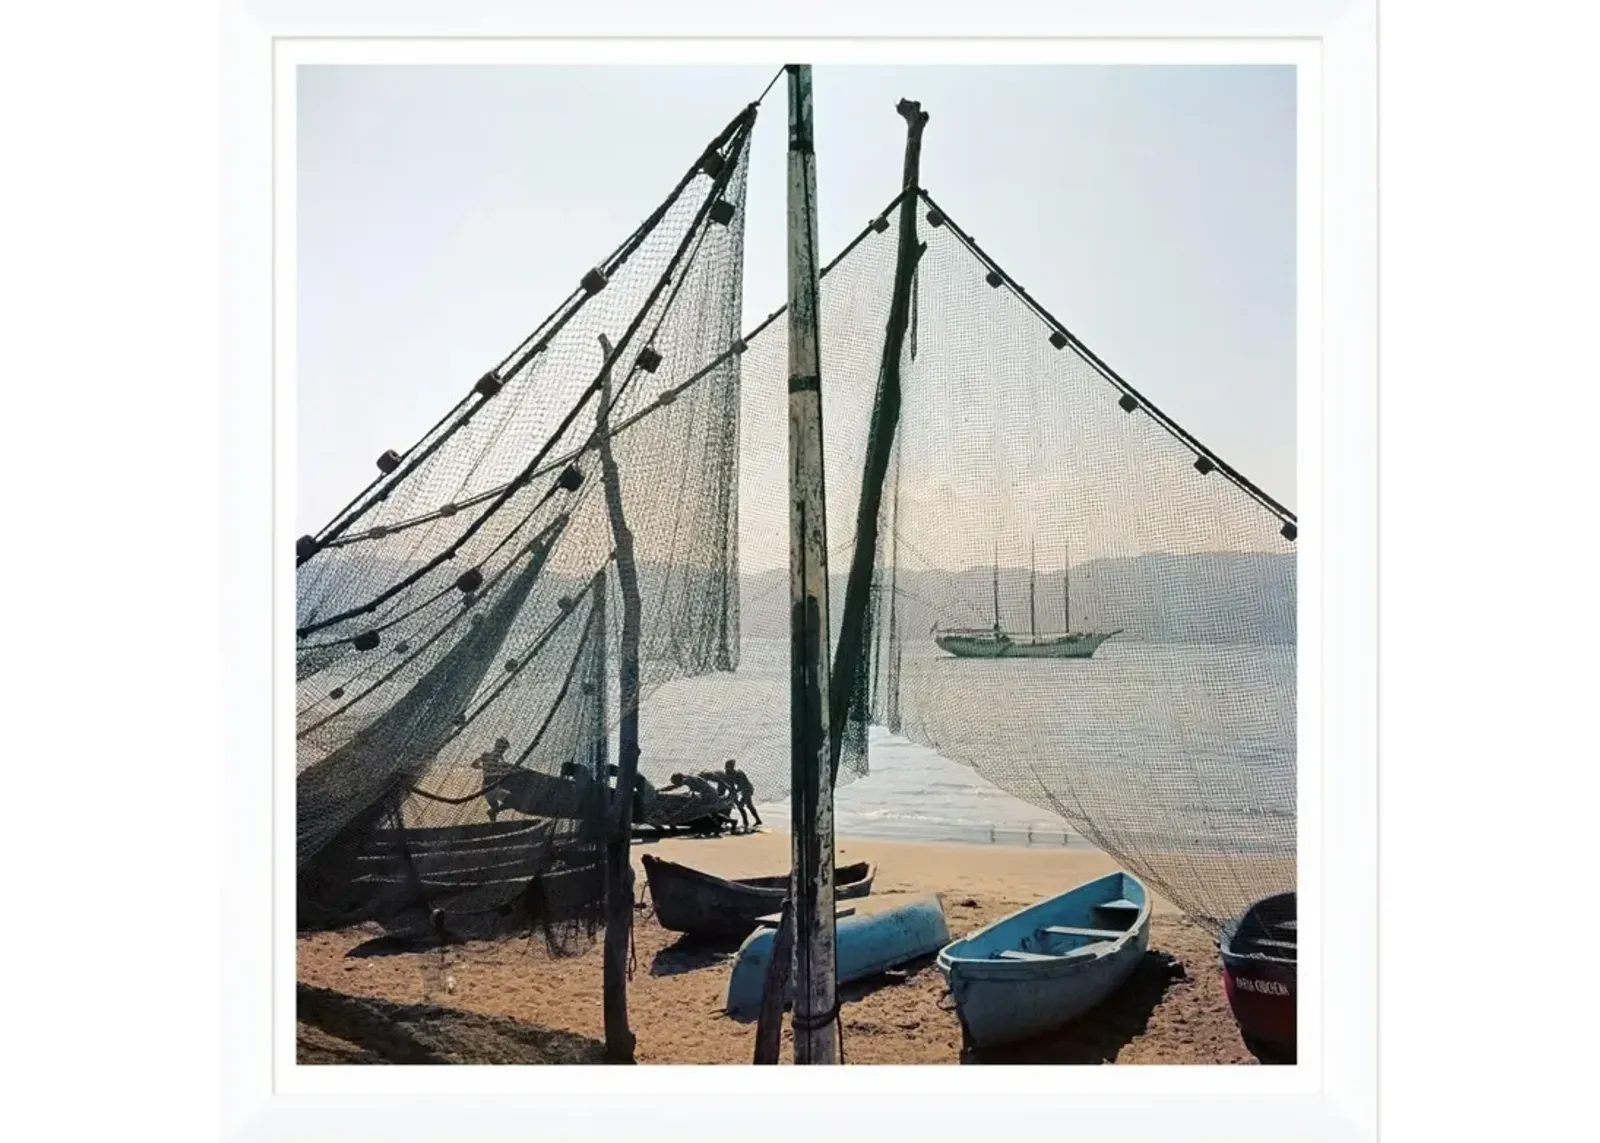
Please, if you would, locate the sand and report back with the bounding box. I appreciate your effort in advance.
[297,830,1258,1065]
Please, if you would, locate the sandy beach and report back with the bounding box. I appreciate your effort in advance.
[297,828,1259,1065]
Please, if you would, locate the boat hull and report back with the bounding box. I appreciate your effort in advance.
[725,895,951,1021]
[934,631,1117,659]
[1219,890,1297,1063]
[642,853,876,940]
[937,871,1150,1048]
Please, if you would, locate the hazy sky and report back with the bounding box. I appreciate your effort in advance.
[297,64,1296,534]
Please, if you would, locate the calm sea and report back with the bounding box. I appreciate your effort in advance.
[637,638,1296,853]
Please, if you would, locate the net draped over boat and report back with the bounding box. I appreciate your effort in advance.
[296,109,1295,950]
[295,106,765,950]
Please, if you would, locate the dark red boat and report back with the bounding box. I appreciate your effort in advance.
[1219,890,1296,1063]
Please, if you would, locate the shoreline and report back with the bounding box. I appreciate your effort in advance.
[665,822,1093,852]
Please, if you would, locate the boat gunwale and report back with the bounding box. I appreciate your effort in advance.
[1219,890,1298,970]
[936,871,1151,980]
[640,853,876,897]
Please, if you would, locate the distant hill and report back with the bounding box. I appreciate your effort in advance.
[737,553,1295,645]
[300,542,1293,648]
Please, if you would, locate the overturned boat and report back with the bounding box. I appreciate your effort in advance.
[725,894,950,1021]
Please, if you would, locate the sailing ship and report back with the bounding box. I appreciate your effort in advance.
[934,541,1120,659]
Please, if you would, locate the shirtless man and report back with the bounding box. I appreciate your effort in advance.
[662,771,719,800]
[723,758,761,832]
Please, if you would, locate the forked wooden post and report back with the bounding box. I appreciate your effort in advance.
[753,899,796,1064]
[597,332,642,1063]
[828,96,929,780]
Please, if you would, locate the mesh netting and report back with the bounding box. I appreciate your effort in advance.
[742,192,1295,932]
[297,107,1294,951]
[606,185,1294,933]
[296,105,758,951]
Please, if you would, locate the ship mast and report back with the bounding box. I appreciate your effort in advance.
[985,537,998,627]
[1063,540,1071,634]
[1028,541,1037,636]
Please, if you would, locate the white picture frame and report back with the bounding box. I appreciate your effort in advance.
[224,1,1375,1139]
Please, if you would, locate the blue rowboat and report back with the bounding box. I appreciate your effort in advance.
[1219,890,1296,1063]
[937,871,1150,1048]
[725,894,950,1022]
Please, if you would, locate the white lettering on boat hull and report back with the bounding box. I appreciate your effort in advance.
[1233,977,1291,996]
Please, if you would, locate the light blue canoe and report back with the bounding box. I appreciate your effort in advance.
[937,871,1150,1048]
[725,895,951,1022]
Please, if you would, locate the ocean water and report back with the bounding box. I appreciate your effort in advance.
[759,730,1090,848]
[638,638,1296,854]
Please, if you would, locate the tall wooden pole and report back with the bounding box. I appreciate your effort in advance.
[785,63,839,1066]
[597,333,641,1064]
[827,98,929,782]
[592,564,610,803]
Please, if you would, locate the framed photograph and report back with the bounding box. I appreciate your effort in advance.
[224,1,1374,1139]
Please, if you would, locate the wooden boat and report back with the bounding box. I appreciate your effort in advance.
[638,789,734,833]
[936,870,1150,1048]
[725,894,951,1021]
[641,853,876,939]
[1219,890,1296,1063]
[934,627,1119,659]
[627,772,737,835]
[935,542,1119,660]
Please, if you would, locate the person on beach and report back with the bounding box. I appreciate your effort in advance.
[632,770,658,823]
[723,758,761,832]
[662,771,720,800]
[661,771,740,834]
[698,768,732,797]
[611,767,661,826]
[471,737,515,821]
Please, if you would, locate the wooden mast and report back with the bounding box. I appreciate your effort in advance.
[1063,540,1071,634]
[992,542,1001,632]
[1029,541,1037,637]
[596,332,641,1064]
[785,63,839,1066]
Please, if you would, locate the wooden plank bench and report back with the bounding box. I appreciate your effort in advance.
[1043,925,1125,940]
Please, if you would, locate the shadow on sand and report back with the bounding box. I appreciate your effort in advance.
[838,952,941,1004]
[648,931,745,978]
[296,983,607,1065]
[344,930,460,959]
[960,950,1186,1064]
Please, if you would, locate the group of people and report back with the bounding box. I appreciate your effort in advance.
[468,739,760,835]
[658,759,763,833]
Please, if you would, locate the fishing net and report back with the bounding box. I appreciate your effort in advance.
[642,182,1294,933]
[737,191,1296,932]
[296,104,758,951]
[297,99,1295,955]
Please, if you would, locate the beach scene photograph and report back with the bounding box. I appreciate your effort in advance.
[293,61,1298,1066]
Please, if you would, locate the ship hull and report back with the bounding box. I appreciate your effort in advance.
[934,631,1117,659]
